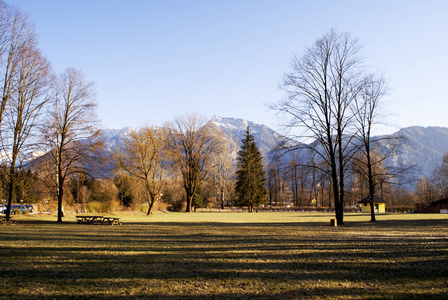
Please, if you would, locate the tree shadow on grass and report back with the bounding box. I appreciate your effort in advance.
[2,218,448,299]
[2,231,447,281]
[3,288,447,300]
[346,218,448,230]
[12,214,448,228]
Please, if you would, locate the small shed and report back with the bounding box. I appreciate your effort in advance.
[429,198,448,214]
[358,196,387,213]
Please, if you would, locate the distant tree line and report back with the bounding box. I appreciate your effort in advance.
[414,151,448,204]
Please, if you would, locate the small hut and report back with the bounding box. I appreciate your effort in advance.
[429,198,448,213]
[358,196,387,213]
[415,198,448,213]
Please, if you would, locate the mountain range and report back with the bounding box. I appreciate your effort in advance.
[385,126,448,184]
[104,116,448,191]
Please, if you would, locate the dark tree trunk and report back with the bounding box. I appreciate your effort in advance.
[146,197,155,215]
[5,155,18,219]
[367,147,376,222]
[5,174,14,220]
[220,188,224,210]
[186,194,193,212]
[57,185,64,223]
[369,198,376,222]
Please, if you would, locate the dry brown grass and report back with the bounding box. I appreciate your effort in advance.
[0,212,447,299]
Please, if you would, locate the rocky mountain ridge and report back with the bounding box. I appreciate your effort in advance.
[103,116,448,190]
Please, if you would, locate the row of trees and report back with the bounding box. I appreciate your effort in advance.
[0,107,270,219]
[266,151,416,210]
[115,114,229,215]
[1,139,432,216]
[114,115,268,215]
[414,151,448,203]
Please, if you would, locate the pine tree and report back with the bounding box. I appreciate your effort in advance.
[234,127,267,212]
[192,184,204,211]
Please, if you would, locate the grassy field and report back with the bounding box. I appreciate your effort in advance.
[0,212,447,299]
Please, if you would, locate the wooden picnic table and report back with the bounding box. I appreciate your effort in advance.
[76,215,103,224]
[76,215,121,225]
[101,217,122,225]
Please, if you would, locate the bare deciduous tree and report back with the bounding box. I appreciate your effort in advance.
[352,75,388,221]
[210,133,237,209]
[1,46,52,219]
[41,68,102,222]
[163,114,224,212]
[115,126,165,215]
[415,175,437,204]
[0,2,53,219]
[428,152,448,200]
[273,30,364,225]
[0,2,37,131]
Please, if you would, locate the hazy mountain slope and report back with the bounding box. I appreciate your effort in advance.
[209,116,284,161]
[103,127,137,151]
[385,126,448,179]
[102,118,448,190]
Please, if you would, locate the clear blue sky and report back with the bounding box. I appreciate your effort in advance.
[7,0,448,135]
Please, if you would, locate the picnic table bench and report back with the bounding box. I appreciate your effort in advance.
[76,215,121,225]
[101,217,122,225]
[76,215,103,224]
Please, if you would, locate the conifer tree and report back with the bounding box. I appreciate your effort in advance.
[235,127,267,211]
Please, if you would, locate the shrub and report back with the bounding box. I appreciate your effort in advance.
[85,199,121,213]
[133,203,147,213]
[169,200,186,212]
[86,201,105,213]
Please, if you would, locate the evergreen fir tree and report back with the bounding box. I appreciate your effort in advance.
[192,184,204,210]
[234,127,267,211]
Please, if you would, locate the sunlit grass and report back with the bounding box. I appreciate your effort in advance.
[1,212,447,299]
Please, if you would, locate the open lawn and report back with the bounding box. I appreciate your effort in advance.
[0,212,447,299]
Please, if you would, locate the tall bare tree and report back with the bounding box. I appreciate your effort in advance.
[210,133,237,209]
[0,2,37,132]
[284,151,313,207]
[41,68,102,222]
[0,2,53,219]
[352,75,388,221]
[1,46,52,219]
[163,114,224,212]
[415,175,437,204]
[273,30,364,225]
[429,152,448,200]
[115,126,165,215]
